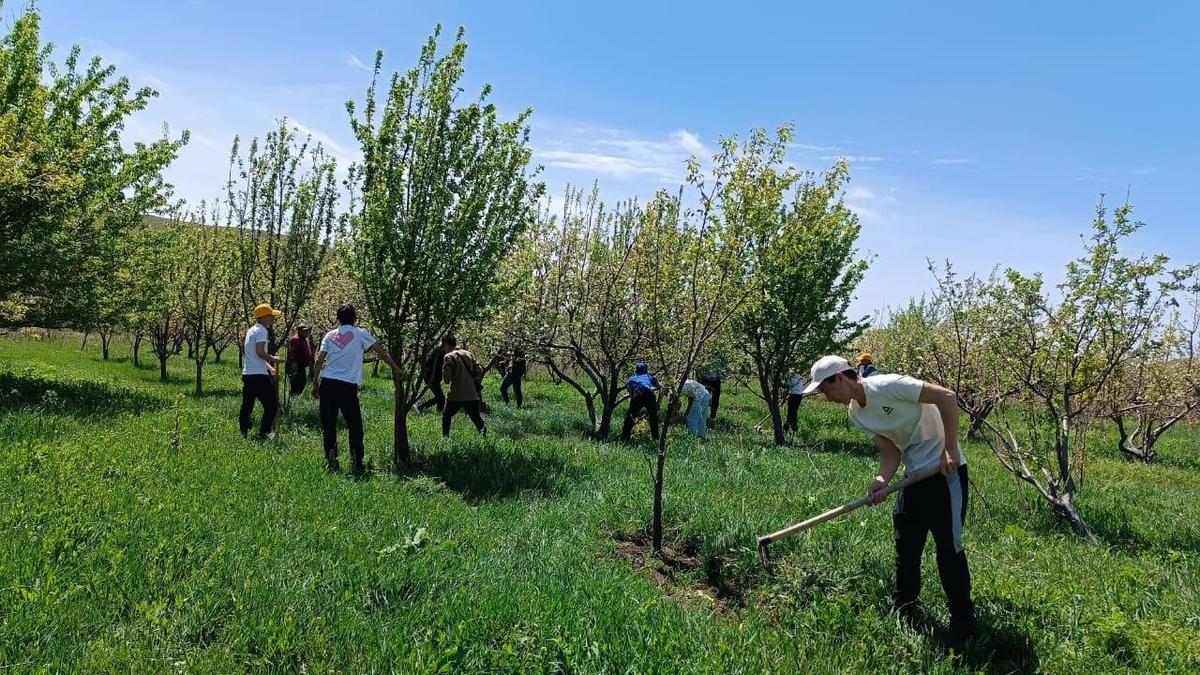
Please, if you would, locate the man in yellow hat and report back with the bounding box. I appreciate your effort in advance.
[240,303,284,440]
[858,352,878,378]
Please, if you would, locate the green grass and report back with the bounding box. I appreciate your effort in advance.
[1,335,1198,673]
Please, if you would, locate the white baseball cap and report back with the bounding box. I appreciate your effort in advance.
[801,355,852,395]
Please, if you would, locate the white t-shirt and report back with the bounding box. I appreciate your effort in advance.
[318,325,377,385]
[788,374,806,395]
[848,374,966,474]
[242,323,270,376]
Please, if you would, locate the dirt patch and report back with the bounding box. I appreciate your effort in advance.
[612,527,758,612]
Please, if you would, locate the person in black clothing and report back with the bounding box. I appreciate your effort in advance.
[619,362,661,442]
[698,358,725,421]
[500,347,527,407]
[417,343,447,413]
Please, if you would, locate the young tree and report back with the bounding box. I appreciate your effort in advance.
[0,2,186,322]
[346,26,543,466]
[980,201,1185,539]
[178,202,241,395]
[127,214,186,381]
[226,120,338,358]
[734,158,869,445]
[505,187,653,437]
[643,128,796,552]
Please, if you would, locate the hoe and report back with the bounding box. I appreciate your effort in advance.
[756,464,941,565]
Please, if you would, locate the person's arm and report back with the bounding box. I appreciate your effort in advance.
[368,342,400,373]
[311,351,327,397]
[868,434,903,504]
[442,353,455,385]
[919,382,961,476]
[255,340,282,366]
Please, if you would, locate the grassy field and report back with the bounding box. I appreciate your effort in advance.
[1,335,1198,673]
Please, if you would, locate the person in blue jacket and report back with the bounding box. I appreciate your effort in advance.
[619,362,661,442]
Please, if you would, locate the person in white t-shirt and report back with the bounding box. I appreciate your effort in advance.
[784,374,806,432]
[802,354,975,646]
[312,304,400,476]
[240,303,285,440]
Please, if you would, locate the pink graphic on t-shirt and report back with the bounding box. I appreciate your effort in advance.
[331,331,356,349]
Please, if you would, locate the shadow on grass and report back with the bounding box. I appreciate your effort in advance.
[406,441,580,503]
[951,600,1041,674]
[799,435,878,458]
[0,371,163,418]
[191,387,241,399]
[1071,502,1200,554]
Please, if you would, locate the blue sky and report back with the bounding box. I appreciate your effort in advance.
[31,0,1199,318]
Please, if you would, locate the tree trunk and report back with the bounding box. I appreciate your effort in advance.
[159,355,168,381]
[132,335,142,367]
[966,401,993,439]
[651,394,683,553]
[80,332,89,350]
[213,344,226,363]
[1052,494,1097,543]
[769,395,786,446]
[393,394,411,467]
[100,332,112,360]
[594,397,614,439]
[194,357,204,396]
[238,344,244,369]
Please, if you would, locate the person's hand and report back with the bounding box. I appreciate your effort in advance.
[267,365,277,380]
[940,448,959,476]
[868,475,889,505]
[311,384,320,399]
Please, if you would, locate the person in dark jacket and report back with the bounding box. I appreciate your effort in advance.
[417,343,447,413]
[285,324,314,396]
[500,347,528,407]
[619,362,661,442]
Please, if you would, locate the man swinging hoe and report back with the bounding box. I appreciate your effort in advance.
[758,355,975,647]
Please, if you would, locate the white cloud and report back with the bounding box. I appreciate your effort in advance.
[822,154,885,163]
[344,54,372,73]
[291,119,359,167]
[847,185,876,201]
[789,142,842,152]
[930,158,977,166]
[535,125,712,188]
[671,129,709,158]
[538,150,678,181]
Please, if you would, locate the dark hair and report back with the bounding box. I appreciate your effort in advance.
[441,334,457,348]
[336,304,357,325]
[514,347,525,357]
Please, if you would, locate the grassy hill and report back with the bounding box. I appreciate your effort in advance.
[1,335,1198,672]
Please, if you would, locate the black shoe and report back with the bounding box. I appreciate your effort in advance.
[350,460,366,478]
[948,619,976,650]
[326,457,341,473]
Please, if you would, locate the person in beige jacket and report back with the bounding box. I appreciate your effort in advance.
[440,334,487,437]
